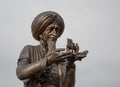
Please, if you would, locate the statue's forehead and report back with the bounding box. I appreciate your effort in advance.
[47,21,60,27]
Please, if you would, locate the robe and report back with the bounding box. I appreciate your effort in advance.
[17,45,75,87]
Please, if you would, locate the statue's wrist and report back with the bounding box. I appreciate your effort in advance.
[66,61,75,70]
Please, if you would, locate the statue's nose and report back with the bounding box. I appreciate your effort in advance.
[49,28,57,36]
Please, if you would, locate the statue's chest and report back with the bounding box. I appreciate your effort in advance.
[35,62,67,84]
[50,63,66,80]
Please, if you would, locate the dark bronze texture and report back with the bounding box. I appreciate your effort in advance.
[16,11,88,87]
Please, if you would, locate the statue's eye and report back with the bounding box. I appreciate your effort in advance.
[55,27,58,30]
[50,26,58,31]
[51,26,54,30]
[48,26,60,34]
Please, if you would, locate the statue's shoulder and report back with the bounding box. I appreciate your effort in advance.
[22,45,39,50]
[19,45,37,59]
[23,45,32,49]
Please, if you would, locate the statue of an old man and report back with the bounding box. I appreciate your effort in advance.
[16,11,88,87]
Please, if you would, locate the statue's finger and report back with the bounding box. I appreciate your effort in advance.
[55,53,73,62]
[55,48,65,52]
[83,50,88,54]
[77,50,88,55]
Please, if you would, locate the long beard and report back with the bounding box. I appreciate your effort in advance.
[40,34,57,52]
[47,40,56,52]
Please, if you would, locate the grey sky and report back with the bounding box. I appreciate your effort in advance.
[0,0,120,87]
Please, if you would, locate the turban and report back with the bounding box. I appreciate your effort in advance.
[31,11,65,41]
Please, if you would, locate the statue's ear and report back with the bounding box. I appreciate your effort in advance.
[39,35,43,40]
[39,35,42,38]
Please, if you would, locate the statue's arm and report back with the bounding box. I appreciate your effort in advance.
[16,45,47,80]
[16,58,47,80]
[63,62,76,87]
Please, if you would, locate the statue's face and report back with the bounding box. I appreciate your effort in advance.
[40,21,60,42]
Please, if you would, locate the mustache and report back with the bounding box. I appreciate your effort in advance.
[45,34,57,41]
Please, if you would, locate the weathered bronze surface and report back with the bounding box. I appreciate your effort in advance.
[16,11,88,87]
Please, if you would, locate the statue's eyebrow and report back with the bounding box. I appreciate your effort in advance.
[45,25,54,29]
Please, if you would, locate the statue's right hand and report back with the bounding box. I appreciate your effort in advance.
[46,48,65,65]
[54,52,74,62]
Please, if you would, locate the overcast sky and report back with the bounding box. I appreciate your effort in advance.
[0,0,120,87]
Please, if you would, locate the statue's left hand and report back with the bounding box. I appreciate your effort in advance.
[74,50,88,61]
[46,48,73,65]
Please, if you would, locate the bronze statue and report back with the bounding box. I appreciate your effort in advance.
[16,11,88,87]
